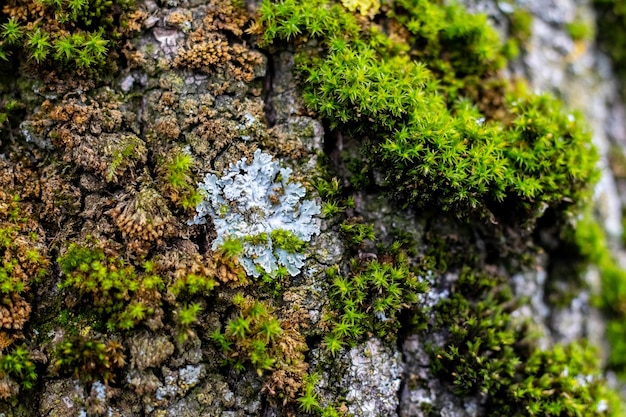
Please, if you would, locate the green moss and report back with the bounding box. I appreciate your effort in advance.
[502,8,533,59]
[0,346,37,391]
[57,244,164,330]
[210,294,307,384]
[270,229,306,253]
[594,0,626,82]
[161,149,203,211]
[567,18,594,42]
[323,247,428,353]
[571,215,626,374]
[260,0,599,223]
[339,220,375,246]
[0,0,136,74]
[169,272,217,298]
[431,267,522,396]
[212,297,283,374]
[175,302,203,342]
[501,342,623,416]
[432,266,624,416]
[53,335,125,383]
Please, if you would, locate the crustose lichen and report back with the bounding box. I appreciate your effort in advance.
[190,150,320,277]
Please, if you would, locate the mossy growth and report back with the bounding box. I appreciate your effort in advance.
[57,243,163,331]
[432,266,624,416]
[503,7,533,59]
[0,195,48,294]
[0,0,140,75]
[0,98,22,135]
[431,267,525,396]
[174,302,202,342]
[0,345,37,390]
[570,214,626,375]
[158,148,203,212]
[567,18,594,42]
[315,176,355,219]
[259,0,599,225]
[296,373,344,416]
[594,0,626,82]
[322,243,428,354]
[210,293,309,401]
[53,335,125,384]
[0,193,48,354]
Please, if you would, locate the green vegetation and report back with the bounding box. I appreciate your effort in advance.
[58,244,163,330]
[218,236,244,259]
[0,199,48,296]
[161,150,203,211]
[296,373,343,416]
[0,0,136,73]
[432,267,624,416]
[339,220,375,246]
[169,271,217,298]
[270,229,306,253]
[432,267,523,396]
[211,295,289,375]
[323,247,428,354]
[54,336,125,383]
[567,18,594,42]
[0,99,22,134]
[259,0,598,224]
[0,346,37,390]
[175,302,203,342]
[594,0,626,81]
[572,215,626,374]
[503,7,533,58]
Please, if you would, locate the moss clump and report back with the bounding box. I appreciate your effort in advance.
[0,193,48,360]
[0,0,140,74]
[567,18,594,42]
[159,150,203,212]
[571,215,626,375]
[259,0,599,224]
[594,0,626,82]
[432,267,522,396]
[322,243,428,354]
[211,294,309,400]
[503,7,533,59]
[503,342,623,416]
[57,244,163,330]
[53,335,125,384]
[432,267,624,416]
[0,345,37,391]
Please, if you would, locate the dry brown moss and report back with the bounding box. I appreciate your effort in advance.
[173,0,264,82]
[108,187,176,243]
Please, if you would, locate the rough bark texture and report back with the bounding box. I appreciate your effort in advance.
[0,0,625,416]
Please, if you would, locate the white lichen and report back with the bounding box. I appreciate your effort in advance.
[190,149,320,277]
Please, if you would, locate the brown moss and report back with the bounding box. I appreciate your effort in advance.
[0,294,31,331]
[155,116,181,140]
[107,187,176,254]
[0,161,49,354]
[165,9,193,31]
[173,0,264,82]
[44,94,148,183]
[39,165,82,220]
[204,0,250,36]
[212,251,248,286]
[0,375,19,400]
